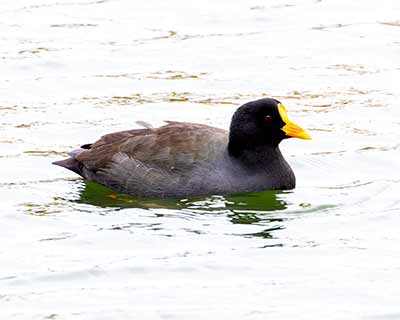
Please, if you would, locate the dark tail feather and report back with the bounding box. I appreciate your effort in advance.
[81,143,92,149]
[52,158,85,177]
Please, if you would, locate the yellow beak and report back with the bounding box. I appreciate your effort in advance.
[278,103,311,140]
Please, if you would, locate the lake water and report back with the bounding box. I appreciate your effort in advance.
[1,0,400,319]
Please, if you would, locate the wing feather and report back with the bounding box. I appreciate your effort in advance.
[74,122,228,192]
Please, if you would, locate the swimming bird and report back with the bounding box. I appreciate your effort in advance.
[53,98,311,198]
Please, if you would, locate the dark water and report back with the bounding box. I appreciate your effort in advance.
[1,0,400,319]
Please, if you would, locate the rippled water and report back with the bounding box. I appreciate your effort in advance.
[1,0,400,319]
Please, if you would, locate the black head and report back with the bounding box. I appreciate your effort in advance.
[228,98,310,156]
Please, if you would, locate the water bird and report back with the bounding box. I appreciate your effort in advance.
[53,98,311,198]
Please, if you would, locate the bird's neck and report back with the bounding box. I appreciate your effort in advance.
[228,144,284,170]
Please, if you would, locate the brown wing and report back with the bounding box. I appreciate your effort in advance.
[75,122,228,173]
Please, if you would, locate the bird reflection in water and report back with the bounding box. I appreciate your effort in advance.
[78,180,286,211]
[77,180,287,239]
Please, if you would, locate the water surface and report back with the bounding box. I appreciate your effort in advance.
[1,0,400,319]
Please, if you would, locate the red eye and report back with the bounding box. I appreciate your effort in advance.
[265,115,272,124]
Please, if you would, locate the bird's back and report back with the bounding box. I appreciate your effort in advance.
[55,122,231,197]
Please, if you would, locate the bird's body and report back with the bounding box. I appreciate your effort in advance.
[54,98,310,198]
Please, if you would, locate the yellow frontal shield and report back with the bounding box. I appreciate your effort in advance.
[278,103,311,140]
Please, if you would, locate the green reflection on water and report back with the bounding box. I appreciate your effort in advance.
[75,181,288,238]
[78,180,287,214]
